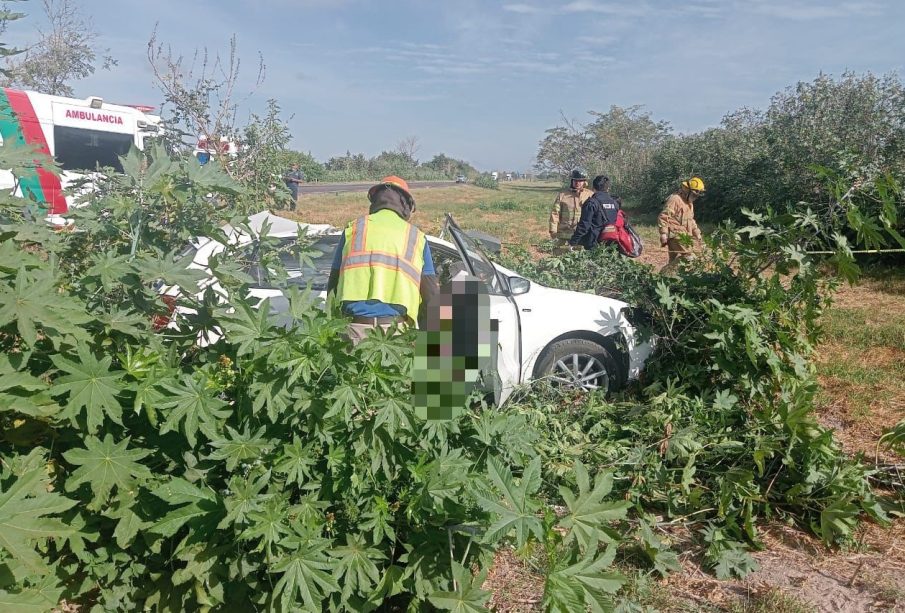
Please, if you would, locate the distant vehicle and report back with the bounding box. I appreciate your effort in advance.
[455,175,467,183]
[491,171,499,181]
[505,173,513,181]
[0,88,161,218]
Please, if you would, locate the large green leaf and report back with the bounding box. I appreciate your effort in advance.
[474,456,544,547]
[270,529,340,611]
[273,438,317,488]
[135,249,206,290]
[51,344,126,433]
[158,374,230,447]
[428,562,491,613]
[208,426,270,472]
[84,251,134,290]
[63,434,152,508]
[557,464,630,551]
[0,267,89,346]
[216,298,273,356]
[330,534,386,603]
[545,547,624,613]
[0,461,76,573]
[0,574,64,612]
[240,497,292,554]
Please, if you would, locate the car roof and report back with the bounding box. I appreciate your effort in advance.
[203,210,519,275]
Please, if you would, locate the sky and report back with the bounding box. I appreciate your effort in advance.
[5,0,905,171]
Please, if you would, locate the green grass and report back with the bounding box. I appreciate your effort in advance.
[821,307,905,351]
[476,198,524,212]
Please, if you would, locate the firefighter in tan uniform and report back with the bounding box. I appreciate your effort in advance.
[549,168,594,252]
[657,177,705,273]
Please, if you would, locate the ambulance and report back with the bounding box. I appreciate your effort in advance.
[0,88,161,217]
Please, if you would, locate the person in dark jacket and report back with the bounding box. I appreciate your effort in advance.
[568,175,619,250]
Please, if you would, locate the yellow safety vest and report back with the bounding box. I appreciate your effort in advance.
[336,209,427,321]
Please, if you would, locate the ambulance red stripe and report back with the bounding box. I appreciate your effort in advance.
[5,89,68,214]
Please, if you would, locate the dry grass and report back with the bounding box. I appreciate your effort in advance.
[286,182,558,249]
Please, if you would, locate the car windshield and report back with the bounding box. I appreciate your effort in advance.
[445,215,505,294]
[249,235,339,290]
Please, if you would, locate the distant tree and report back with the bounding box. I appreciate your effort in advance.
[536,105,671,198]
[0,2,26,73]
[396,135,420,165]
[3,0,116,96]
[638,71,905,224]
[372,150,416,177]
[281,149,325,182]
[147,27,264,156]
[239,98,292,194]
[325,151,368,175]
[424,153,478,178]
[534,123,591,178]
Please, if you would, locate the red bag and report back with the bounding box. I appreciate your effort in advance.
[599,210,643,258]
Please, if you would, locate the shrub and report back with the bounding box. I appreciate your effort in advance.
[473,174,499,190]
[638,72,905,225]
[0,145,648,611]
[503,171,905,564]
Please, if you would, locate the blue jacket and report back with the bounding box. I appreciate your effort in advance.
[569,191,619,250]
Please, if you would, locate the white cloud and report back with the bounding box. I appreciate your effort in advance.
[744,0,885,20]
[502,3,546,14]
[561,1,632,14]
[576,34,620,47]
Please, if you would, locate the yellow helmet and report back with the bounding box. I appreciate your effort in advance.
[682,177,705,192]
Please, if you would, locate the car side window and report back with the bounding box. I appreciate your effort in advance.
[430,243,470,286]
[445,225,507,295]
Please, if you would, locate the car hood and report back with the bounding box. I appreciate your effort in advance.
[518,280,629,317]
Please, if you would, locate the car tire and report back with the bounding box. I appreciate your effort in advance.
[533,338,620,394]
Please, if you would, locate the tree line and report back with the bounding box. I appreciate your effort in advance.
[285,146,482,183]
[536,72,905,229]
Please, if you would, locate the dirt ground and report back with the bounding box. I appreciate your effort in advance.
[281,182,905,612]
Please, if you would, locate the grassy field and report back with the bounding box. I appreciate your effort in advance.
[280,181,905,612]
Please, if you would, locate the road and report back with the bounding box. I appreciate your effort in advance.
[297,180,456,195]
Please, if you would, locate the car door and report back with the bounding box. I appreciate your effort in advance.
[443,214,521,404]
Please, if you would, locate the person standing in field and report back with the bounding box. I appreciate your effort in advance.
[549,168,594,252]
[657,177,705,273]
[283,163,305,211]
[568,175,620,250]
[327,176,439,344]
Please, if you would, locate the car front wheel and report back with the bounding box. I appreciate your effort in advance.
[534,338,619,394]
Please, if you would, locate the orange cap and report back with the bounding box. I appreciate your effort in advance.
[368,175,412,202]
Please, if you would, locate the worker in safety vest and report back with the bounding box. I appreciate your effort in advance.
[327,176,439,344]
[549,167,594,252]
[657,176,705,273]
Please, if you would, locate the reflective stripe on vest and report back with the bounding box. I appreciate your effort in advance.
[337,210,426,319]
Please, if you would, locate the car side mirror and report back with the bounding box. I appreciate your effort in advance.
[509,276,530,295]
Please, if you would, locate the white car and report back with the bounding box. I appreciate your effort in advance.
[164,211,652,405]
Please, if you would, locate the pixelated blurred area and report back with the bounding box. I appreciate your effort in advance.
[413,275,498,419]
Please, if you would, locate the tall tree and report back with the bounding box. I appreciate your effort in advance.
[0,1,27,74]
[4,0,116,96]
[395,135,420,165]
[535,105,671,198]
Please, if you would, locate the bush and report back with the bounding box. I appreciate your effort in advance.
[477,199,521,211]
[503,174,905,563]
[638,72,905,225]
[473,174,499,190]
[0,145,653,611]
